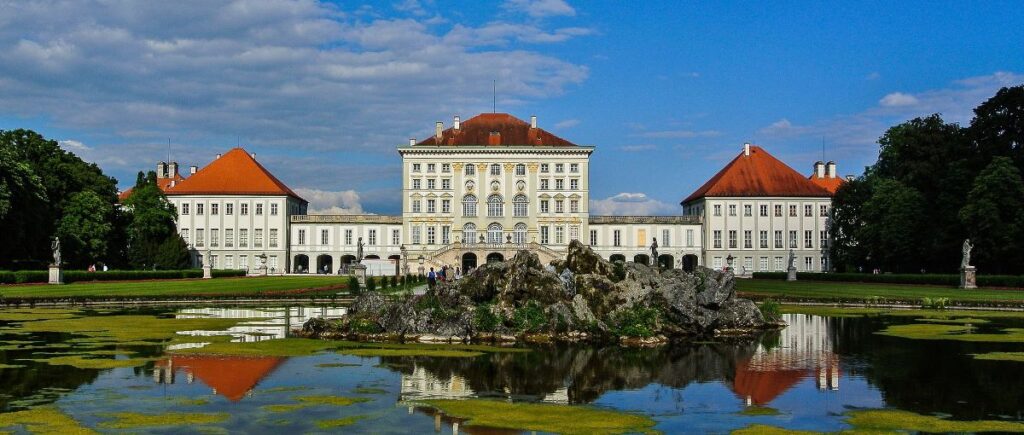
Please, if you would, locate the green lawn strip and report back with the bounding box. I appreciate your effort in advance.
[170,338,342,357]
[738,279,1024,304]
[14,313,246,345]
[24,355,157,370]
[0,364,26,369]
[0,405,98,434]
[972,352,1024,362]
[422,399,657,435]
[876,323,1024,343]
[97,412,229,429]
[0,276,347,299]
[845,409,1024,432]
[316,415,367,429]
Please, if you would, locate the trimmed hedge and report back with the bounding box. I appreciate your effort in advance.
[0,269,246,284]
[751,272,1024,288]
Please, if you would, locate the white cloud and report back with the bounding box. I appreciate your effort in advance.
[879,92,919,107]
[293,188,364,214]
[58,139,91,151]
[635,129,720,139]
[553,118,579,129]
[589,192,678,216]
[619,144,656,152]
[865,72,881,80]
[503,0,576,18]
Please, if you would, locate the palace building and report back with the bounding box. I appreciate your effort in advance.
[136,113,841,275]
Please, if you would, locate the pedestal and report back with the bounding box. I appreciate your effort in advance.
[787,266,797,281]
[352,264,367,287]
[48,265,64,285]
[960,266,977,289]
[259,266,268,277]
[202,266,212,279]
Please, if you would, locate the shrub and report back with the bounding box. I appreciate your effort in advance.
[391,275,398,288]
[751,272,1024,288]
[512,301,547,333]
[348,276,360,295]
[611,262,626,283]
[611,305,660,338]
[365,276,376,292]
[473,304,501,332]
[380,276,389,289]
[758,299,781,322]
[921,297,950,310]
[350,317,382,334]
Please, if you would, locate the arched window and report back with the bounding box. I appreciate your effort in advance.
[465,164,476,176]
[463,223,477,244]
[488,223,503,244]
[487,194,504,217]
[490,164,501,176]
[462,194,477,217]
[514,223,527,245]
[513,194,528,217]
[515,164,526,176]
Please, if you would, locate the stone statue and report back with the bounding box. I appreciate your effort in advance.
[356,237,364,264]
[787,249,796,269]
[51,237,61,266]
[962,239,973,268]
[650,238,659,266]
[205,249,212,267]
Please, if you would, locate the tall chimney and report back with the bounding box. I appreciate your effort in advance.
[826,161,837,178]
[156,162,167,179]
[168,161,179,177]
[435,122,443,141]
[530,115,537,129]
[216,153,221,159]
[453,115,461,130]
[409,138,416,146]
[189,165,198,175]
[743,143,751,156]
[814,161,825,178]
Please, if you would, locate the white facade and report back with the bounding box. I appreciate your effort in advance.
[588,216,703,269]
[170,194,305,273]
[684,196,831,274]
[287,215,403,274]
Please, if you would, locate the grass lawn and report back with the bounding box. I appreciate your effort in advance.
[0,276,349,300]
[736,279,1024,305]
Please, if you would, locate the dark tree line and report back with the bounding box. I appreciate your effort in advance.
[0,129,189,270]
[831,85,1024,274]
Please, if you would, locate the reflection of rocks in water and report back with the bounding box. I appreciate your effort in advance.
[385,337,763,405]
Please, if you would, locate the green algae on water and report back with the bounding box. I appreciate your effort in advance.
[0,364,26,369]
[0,405,97,434]
[737,406,781,416]
[731,424,817,435]
[422,399,657,435]
[295,395,371,406]
[876,323,1024,343]
[353,387,387,394]
[26,355,154,370]
[973,352,1024,362]
[260,386,312,394]
[261,404,310,413]
[316,415,367,429]
[316,362,360,368]
[97,412,229,429]
[845,409,1024,432]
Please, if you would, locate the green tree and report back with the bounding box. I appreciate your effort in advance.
[123,171,190,269]
[857,179,926,273]
[959,157,1024,274]
[828,177,873,272]
[56,191,114,268]
[970,85,1024,171]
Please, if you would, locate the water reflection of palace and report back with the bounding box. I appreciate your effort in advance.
[153,355,284,401]
[399,365,570,404]
[733,313,840,406]
[170,306,347,346]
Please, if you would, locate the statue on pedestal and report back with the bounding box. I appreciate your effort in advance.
[650,238,659,266]
[961,239,973,269]
[356,237,364,264]
[787,249,796,269]
[51,236,62,266]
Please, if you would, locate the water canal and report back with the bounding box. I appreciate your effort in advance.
[1,306,1023,433]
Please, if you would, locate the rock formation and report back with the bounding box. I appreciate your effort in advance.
[302,240,771,344]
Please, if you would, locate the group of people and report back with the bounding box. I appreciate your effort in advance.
[86,263,108,272]
[426,264,463,289]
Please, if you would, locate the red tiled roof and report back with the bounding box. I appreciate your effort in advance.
[165,148,305,202]
[682,145,832,204]
[164,355,285,402]
[808,173,845,194]
[117,173,186,202]
[416,113,577,147]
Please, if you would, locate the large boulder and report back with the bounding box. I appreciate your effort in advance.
[498,250,565,306]
[564,239,615,278]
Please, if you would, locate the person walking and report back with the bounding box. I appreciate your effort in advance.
[427,267,437,290]
[455,266,462,281]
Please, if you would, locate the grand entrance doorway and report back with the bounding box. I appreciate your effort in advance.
[486,252,504,264]
[462,253,478,272]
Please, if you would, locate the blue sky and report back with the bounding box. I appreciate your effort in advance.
[1,0,1022,215]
